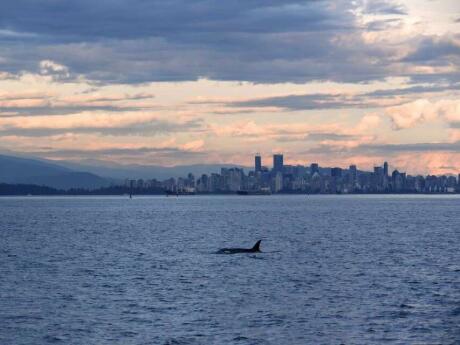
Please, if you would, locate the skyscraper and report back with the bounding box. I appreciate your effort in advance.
[255,154,262,172]
[273,154,283,173]
[383,161,389,177]
[349,165,357,177]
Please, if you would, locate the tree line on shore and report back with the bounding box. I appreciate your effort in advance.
[0,183,165,196]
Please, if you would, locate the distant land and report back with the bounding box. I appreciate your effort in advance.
[0,183,165,196]
[1,152,459,195]
[55,159,249,181]
[0,153,248,190]
[0,154,112,190]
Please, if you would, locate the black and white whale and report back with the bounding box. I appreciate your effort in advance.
[216,240,262,254]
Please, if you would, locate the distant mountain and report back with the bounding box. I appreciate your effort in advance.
[0,154,70,182]
[54,159,250,180]
[0,154,112,189]
[0,153,250,188]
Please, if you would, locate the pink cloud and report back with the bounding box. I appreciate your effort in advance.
[386,98,460,129]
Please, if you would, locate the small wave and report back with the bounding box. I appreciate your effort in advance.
[231,336,271,344]
[451,307,460,316]
[233,336,249,341]
[43,334,65,343]
[118,330,138,338]
[163,337,199,345]
[248,255,266,260]
[447,265,460,272]
[399,303,415,309]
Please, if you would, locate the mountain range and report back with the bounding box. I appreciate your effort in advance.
[0,153,248,190]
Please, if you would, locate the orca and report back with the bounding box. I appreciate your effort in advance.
[216,240,262,254]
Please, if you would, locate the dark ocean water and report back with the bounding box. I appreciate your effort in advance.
[1,195,459,345]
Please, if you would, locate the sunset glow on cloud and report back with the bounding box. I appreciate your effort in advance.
[0,0,459,174]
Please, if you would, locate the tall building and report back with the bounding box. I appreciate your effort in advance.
[383,161,389,177]
[273,154,284,173]
[255,154,262,172]
[310,163,319,174]
[349,165,357,178]
[274,171,283,192]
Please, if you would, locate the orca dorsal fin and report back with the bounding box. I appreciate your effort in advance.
[252,240,262,252]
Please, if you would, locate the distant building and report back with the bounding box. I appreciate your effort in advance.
[331,167,342,178]
[121,155,459,195]
[383,161,389,177]
[273,154,284,173]
[274,171,283,192]
[255,154,262,172]
[349,165,357,180]
[310,163,319,175]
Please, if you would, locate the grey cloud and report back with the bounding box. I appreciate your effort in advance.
[276,132,358,142]
[0,1,349,41]
[0,119,203,137]
[0,1,394,84]
[231,93,382,110]
[32,147,206,157]
[363,0,407,15]
[225,83,459,111]
[0,92,157,116]
[0,105,144,117]
[305,141,460,155]
[0,93,47,101]
[25,146,209,163]
[0,0,455,86]
[307,133,358,141]
[358,142,460,153]
[402,36,460,63]
[365,83,460,97]
[365,18,404,31]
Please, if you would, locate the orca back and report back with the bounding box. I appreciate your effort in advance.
[216,240,262,254]
[251,240,262,252]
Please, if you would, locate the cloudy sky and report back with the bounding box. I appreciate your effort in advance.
[0,0,459,174]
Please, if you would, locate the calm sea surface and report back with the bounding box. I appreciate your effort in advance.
[1,195,459,345]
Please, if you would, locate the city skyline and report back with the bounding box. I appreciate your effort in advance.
[121,153,460,195]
